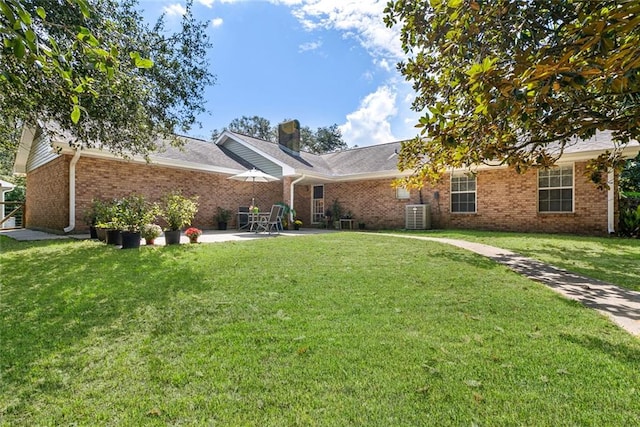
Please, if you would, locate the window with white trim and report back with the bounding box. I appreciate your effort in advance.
[451,174,476,213]
[538,164,573,212]
[396,186,410,199]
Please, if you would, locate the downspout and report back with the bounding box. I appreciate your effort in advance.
[290,174,306,223]
[607,168,615,235]
[63,149,82,233]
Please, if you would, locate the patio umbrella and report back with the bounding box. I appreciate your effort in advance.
[228,168,280,206]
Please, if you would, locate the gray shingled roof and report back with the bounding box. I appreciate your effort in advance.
[562,130,640,154]
[228,132,404,176]
[150,135,250,170]
[149,130,639,177]
[228,133,334,175]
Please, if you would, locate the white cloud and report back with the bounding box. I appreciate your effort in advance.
[339,85,397,147]
[376,58,392,72]
[211,17,224,27]
[270,0,404,62]
[163,3,186,16]
[340,79,421,146]
[197,0,214,7]
[299,40,322,52]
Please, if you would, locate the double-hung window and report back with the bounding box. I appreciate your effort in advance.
[538,165,573,212]
[451,173,476,213]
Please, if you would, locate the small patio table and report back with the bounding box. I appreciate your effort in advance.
[248,212,270,232]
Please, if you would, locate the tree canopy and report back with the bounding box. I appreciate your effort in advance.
[0,0,215,159]
[384,0,640,187]
[211,115,347,154]
[621,153,640,194]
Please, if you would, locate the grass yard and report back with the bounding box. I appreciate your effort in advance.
[1,233,639,426]
[403,230,640,292]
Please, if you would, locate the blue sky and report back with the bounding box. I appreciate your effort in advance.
[140,0,420,147]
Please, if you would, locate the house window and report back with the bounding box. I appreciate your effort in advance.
[396,186,410,199]
[312,185,324,223]
[451,173,476,213]
[538,164,573,212]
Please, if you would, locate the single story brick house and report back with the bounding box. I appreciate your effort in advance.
[13,123,640,235]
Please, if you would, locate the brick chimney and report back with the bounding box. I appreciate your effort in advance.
[278,120,300,156]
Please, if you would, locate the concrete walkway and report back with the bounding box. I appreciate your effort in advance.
[2,228,638,336]
[381,234,640,337]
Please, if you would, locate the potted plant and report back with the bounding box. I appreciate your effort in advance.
[160,191,199,245]
[215,207,232,230]
[82,198,104,239]
[115,194,160,249]
[358,222,366,230]
[185,227,202,243]
[293,218,303,230]
[94,199,120,244]
[141,223,162,245]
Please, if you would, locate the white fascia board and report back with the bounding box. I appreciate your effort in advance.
[217,131,296,175]
[447,143,640,173]
[13,126,37,175]
[291,169,412,183]
[54,143,246,176]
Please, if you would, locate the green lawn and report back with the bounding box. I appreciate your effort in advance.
[401,230,640,292]
[1,233,639,426]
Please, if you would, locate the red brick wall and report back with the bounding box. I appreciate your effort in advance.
[293,184,311,222]
[27,155,613,235]
[74,156,283,231]
[322,178,422,229]
[308,162,610,235]
[26,156,70,231]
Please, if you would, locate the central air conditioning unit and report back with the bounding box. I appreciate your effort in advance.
[405,204,431,230]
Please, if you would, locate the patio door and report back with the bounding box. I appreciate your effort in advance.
[312,185,324,224]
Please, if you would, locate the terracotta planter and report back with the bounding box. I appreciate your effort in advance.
[145,238,155,245]
[189,237,198,244]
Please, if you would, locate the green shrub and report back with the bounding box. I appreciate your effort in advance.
[619,204,640,238]
[161,191,199,231]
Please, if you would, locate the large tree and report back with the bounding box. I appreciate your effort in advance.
[0,0,215,159]
[211,115,276,142]
[211,116,347,154]
[384,0,640,187]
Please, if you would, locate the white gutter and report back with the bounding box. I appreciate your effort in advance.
[290,174,306,222]
[607,168,615,234]
[63,149,82,233]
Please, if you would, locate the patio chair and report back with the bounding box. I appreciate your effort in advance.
[255,204,283,234]
[237,206,250,230]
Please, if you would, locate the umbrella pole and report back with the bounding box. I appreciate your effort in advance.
[252,179,256,207]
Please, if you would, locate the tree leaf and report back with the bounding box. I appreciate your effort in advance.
[135,58,154,69]
[13,38,25,59]
[71,105,81,124]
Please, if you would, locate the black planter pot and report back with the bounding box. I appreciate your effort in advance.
[165,229,181,245]
[121,231,141,249]
[106,229,122,245]
[218,222,228,230]
[89,226,98,239]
